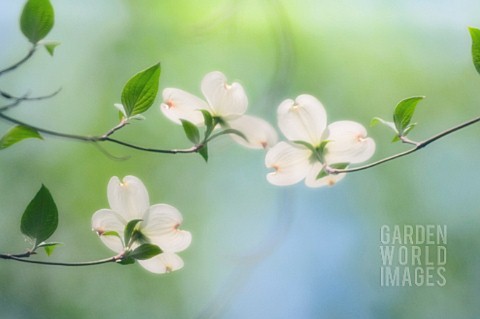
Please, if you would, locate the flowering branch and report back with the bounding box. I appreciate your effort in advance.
[328,115,480,175]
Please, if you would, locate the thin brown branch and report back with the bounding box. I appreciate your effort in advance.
[330,115,480,174]
[0,252,119,267]
[0,45,37,76]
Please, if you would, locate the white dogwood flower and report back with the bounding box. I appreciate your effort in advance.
[266,94,375,187]
[161,71,277,149]
[92,175,191,273]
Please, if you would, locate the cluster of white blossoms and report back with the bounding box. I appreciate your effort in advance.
[160,71,376,188]
[90,73,377,274]
[265,94,376,187]
[161,71,278,149]
[92,176,191,274]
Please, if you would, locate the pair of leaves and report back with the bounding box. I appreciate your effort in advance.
[20,0,59,56]
[20,185,59,254]
[181,110,248,162]
[117,219,162,264]
[371,27,480,141]
[371,96,424,142]
[180,110,213,162]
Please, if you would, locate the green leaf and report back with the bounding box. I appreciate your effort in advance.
[37,242,62,256]
[0,125,43,150]
[207,128,247,143]
[469,27,480,74]
[293,140,316,153]
[329,163,349,170]
[43,41,60,56]
[316,169,328,180]
[101,230,122,239]
[198,144,208,162]
[370,117,397,131]
[393,96,424,135]
[20,185,58,247]
[121,63,161,117]
[181,120,200,144]
[200,110,215,139]
[129,244,162,260]
[20,0,54,44]
[118,256,136,265]
[201,110,214,128]
[124,219,143,247]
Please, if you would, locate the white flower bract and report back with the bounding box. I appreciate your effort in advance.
[91,175,191,274]
[266,94,376,188]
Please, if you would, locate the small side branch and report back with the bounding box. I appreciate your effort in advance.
[330,115,480,174]
[0,252,120,267]
[0,46,37,76]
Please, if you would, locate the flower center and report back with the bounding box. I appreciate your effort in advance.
[326,178,336,186]
[165,99,175,109]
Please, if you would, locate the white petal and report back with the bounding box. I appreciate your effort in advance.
[227,115,278,149]
[201,71,247,119]
[277,94,327,145]
[161,88,209,125]
[107,176,150,221]
[141,204,192,253]
[91,209,126,253]
[265,141,312,186]
[138,253,184,274]
[325,121,376,164]
[304,162,347,188]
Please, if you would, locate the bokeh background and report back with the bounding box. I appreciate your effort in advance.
[1,0,480,318]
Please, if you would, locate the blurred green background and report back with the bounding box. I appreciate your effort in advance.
[1,0,480,318]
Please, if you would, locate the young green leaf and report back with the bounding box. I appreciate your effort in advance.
[43,41,60,56]
[469,27,480,75]
[207,128,247,143]
[0,125,43,150]
[370,117,397,131]
[20,0,54,44]
[124,219,143,247]
[293,140,316,153]
[118,256,136,265]
[198,144,208,162]
[20,185,58,248]
[316,169,328,180]
[393,96,424,135]
[181,120,200,144]
[37,242,62,256]
[121,63,161,117]
[129,244,162,260]
[200,110,214,128]
[200,110,215,139]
